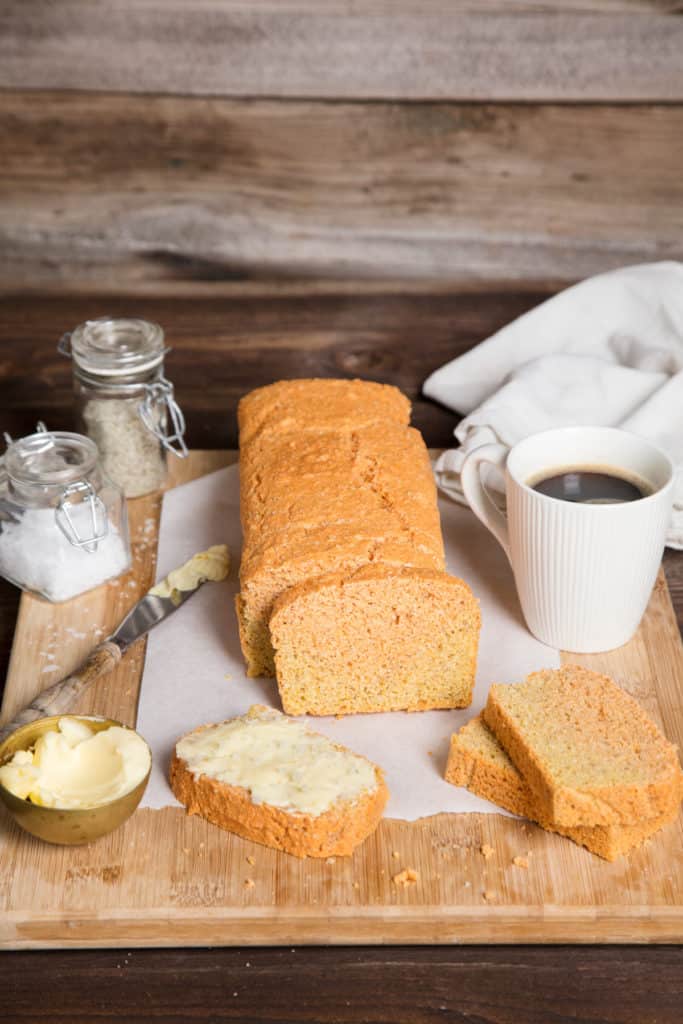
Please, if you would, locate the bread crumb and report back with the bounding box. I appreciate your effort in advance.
[353,881,360,890]
[393,868,419,887]
[246,855,256,866]
[391,850,400,859]
[326,857,336,865]
[427,750,434,757]
[244,878,255,889]
[480,844,494,861]
[335,714,345,720]
[512,856,529,869]
[483,890,496,902]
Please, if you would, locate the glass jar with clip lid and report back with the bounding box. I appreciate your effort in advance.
[59,317,188,498]
[0,424,131,602]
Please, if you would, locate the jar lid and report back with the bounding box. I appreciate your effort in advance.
[6,430,98,486]
[62,318,167,378]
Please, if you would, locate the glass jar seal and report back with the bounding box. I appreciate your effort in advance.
[5,425,98,486]
[1,427,109,553]
[59,318,167,379]
[58,317,188,463]
[139,377,188,457]
[55,480,109,553]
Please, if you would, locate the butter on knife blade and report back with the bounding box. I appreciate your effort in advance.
[150,544,230,604]
[0,545,232,745]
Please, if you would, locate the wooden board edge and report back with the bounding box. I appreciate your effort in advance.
[3,907,682,950]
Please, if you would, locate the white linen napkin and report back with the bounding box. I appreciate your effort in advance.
[423,262,683,548]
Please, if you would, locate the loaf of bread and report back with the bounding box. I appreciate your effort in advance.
[483,666,682,828]
[170,705,388,858]
[236,378,480,715]
[446,714,680,860]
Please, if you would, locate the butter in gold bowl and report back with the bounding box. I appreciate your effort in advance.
[0,714,151,845]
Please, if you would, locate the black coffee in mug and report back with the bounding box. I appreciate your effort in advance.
[529,466,652,505]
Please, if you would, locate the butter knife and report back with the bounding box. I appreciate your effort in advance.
[0,549,227,743]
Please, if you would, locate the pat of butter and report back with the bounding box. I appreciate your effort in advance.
[150,544,230,603]
[177,706,378,817]
[0,718,151,809]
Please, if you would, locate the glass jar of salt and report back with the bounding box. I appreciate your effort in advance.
[0,427,131,602]
[59,317,188,498]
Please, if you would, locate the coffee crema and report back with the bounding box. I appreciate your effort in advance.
[528,466,652,505]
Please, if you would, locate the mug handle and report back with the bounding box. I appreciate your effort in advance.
[460,443,511,559]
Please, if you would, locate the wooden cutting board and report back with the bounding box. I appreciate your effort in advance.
[1,451,682,949]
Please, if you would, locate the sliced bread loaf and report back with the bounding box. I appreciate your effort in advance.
[170,705,388,857]
[236,379,446,680]
[484,666,682,828]
[446,714,680,860]
[269,565,480,715]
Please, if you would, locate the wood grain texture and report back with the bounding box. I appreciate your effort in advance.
[0,285,536,450]
[0,451,681,949]
[2,1,683,101]
[0,641,122,743]
[2,92,683,288]
[1,946,682,1024]
[2,946,683,1024]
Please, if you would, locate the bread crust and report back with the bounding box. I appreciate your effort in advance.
[169,721,389,858]
[235,379,455,682]
[484,667,683,828]
[446,715,681,861]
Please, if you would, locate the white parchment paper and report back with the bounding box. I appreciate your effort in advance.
[137,465,560,819]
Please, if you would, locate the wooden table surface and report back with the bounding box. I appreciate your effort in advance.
[1,286,682,1023]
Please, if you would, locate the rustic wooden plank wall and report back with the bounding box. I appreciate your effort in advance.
[1,1,682,291]
[2,1,683,101]
[2,94,682,289]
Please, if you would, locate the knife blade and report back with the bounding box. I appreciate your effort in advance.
[0,545,229,743]
[110,585,204,653]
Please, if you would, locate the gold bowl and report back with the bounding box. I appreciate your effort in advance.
[0,715,151,845]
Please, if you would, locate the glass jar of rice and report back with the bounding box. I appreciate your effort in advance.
[59,318,188,497]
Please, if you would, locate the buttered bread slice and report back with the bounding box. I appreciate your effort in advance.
[170,705,388,857]
[446,714,680,860]
[484,666,682,828]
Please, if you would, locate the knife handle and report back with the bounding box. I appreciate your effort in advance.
[0,641,122,744]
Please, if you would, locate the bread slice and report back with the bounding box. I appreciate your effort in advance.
[169,705,388,858]
[484,666,682,828]
[446,715,680,861]
[269,565,480,716]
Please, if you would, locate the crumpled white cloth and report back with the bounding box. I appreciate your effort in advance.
[423,262,683,548]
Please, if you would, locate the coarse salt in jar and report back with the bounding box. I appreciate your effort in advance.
[0,426,131,602]
[59,317,188,498]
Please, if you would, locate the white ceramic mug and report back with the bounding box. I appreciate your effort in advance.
[460,426,674,652]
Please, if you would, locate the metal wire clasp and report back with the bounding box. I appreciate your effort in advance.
[55,480,109,553]
[57,332,72,357]
[139,376,188,457]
